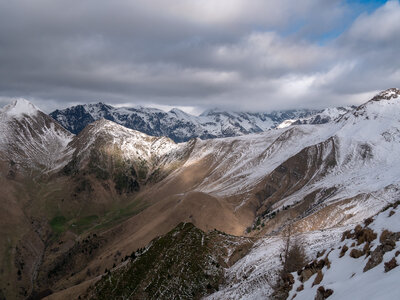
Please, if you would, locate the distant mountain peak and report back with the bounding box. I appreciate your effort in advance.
[1,98,40,119]
[199,108,223,116]
[169,107,188,114]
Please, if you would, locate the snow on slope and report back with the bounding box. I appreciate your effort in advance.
[184,124,338,199]
[289,203,400,300]
[205,227,346,299]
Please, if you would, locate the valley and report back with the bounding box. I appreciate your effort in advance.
[1,89,400,299]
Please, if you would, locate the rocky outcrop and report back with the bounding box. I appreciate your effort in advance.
[315,286,333,300]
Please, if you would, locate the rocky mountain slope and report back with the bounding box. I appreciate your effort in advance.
[0,100,75,300]
[1,88,400,299]
[50,103,322,142]
[85,223,253,300]
[0,99,73,172]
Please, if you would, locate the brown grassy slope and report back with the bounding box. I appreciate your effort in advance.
[0,165,46,300]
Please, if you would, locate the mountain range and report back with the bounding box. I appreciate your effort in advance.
[50,103,353,142]
[1,88,400,299]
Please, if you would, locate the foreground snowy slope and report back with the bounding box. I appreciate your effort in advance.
[205,227,346,299]
[207,201,400,300]
[289,202,400,300]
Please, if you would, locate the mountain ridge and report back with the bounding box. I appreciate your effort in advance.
[50,103,329,142]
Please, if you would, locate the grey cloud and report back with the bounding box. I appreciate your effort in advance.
[0,0,399,113]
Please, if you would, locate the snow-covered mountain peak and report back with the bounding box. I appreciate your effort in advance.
[1,98,40,119]
[85,118,151,138]
[0,99,74,172]
[371,88,400,102]
[83,102,113,119]
[169,108,192,118]
[337,88,400,126]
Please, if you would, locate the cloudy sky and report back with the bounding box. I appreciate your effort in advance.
[0,0,399,114]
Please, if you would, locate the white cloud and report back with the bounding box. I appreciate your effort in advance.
[345,0,400,43]
[213,32,335,75]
